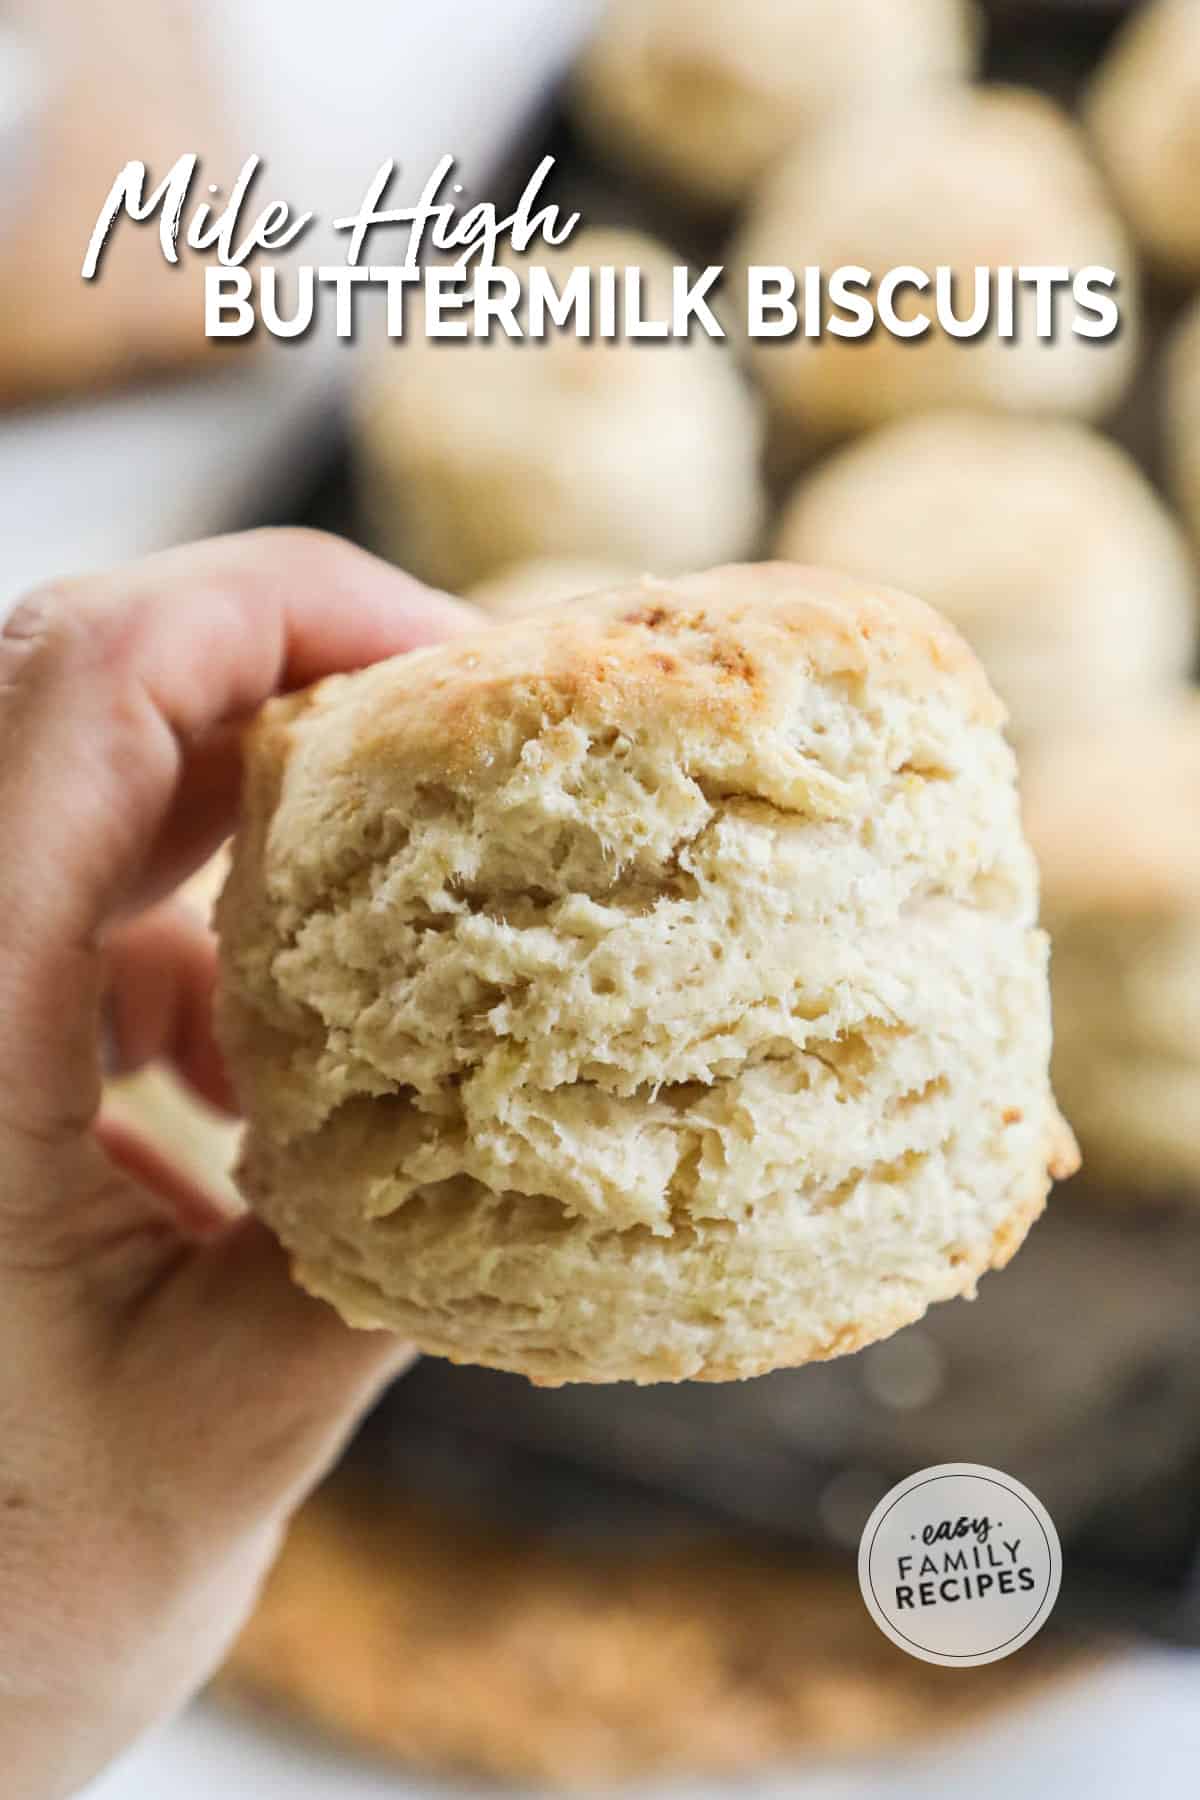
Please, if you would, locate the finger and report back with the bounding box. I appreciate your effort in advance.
[0,1131,193,1295]
[125,728,242,915]
[92,1114,233,1241]
[1,527,472,930]
[2,1132,407,1484]
[103,900,234,1115]
[115,1217,415,1524]
[0,528,475,1143]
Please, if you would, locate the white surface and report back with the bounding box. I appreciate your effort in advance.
[0,359,336,604]
[0,0,600,610]
[83,1648,1200,1800]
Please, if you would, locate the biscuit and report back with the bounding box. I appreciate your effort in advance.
[571,0,976,213]
[776,412,1196,743]
[1166,295,1200,550]
[222,1486,1076,1785]
[732,88,1138,448]
[1023,700,1200,1195]
[466,557,636,621]
[1085,0,1200,280]
[356,228,764,592]
[216,563,1076,1385]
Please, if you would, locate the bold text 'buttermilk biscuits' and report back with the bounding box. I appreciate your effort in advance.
[217,565,1076,1384]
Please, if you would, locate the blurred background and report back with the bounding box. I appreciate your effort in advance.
[4,0,1200,1795]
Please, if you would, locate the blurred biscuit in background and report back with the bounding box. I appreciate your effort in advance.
[1025,701,1200,1197]
[1085,0,1200,283]
[357,229,764,591]
[466,555,636,620]
[776,411,1196,744]
[1166,294,1200,551]
[571,0,977,214]
[733,87,1138,450]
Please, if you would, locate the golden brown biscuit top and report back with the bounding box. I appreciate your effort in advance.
[257,563,1002,789]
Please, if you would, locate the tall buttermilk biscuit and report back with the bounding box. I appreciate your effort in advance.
[217,565,1076,1384]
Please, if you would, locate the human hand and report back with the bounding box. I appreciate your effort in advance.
[0,530,473,1800]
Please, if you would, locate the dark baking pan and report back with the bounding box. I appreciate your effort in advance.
[350,1196,1200,1648]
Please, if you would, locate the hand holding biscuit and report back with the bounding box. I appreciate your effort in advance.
[0,530,470,1800]
[0,540,1077,1796]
